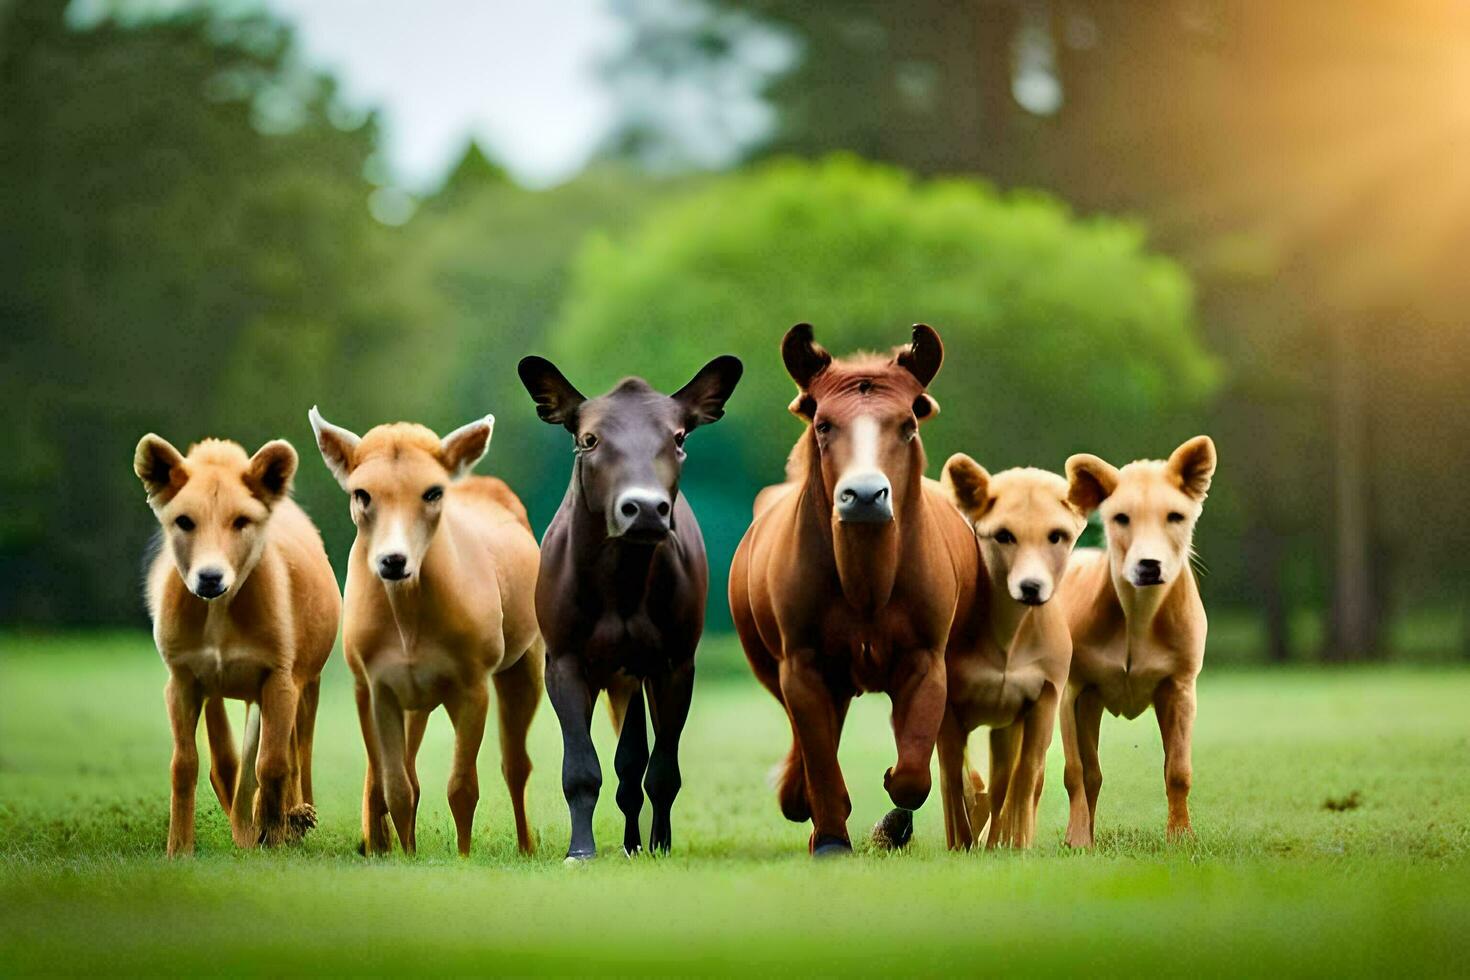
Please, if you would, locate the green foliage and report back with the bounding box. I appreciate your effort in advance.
[0,2,447,622]
[554,156,1217,477]
[549,157,1217,624]
[3,634,1469,974]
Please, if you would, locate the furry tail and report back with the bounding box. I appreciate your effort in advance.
[771,742,811,823]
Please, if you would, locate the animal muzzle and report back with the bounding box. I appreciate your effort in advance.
[611,489,672,542]
[1130,558,1166,587]
[834,472,893,524]
[1013,576,1052,606]
[191,567,229,600]
[376,552,411,581]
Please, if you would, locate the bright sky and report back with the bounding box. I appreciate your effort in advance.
[261,0,627,190]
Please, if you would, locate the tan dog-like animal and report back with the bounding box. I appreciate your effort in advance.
[135,436,339,857]
[310,408,543,856]
[1059,436,1216,846]
[938,459,1084,849]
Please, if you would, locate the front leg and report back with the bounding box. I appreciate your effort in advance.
[370,684,416,854]
[1154,676,1197,840]
[645,660,694,854]
[165,675,204,857]
[546,651,601,860]
[610,678,649,856]
[885,651,946,811]
[1061,684,1103,848]
[254,671,299,847]
[780,653,852,855]
[996,683,1060,848]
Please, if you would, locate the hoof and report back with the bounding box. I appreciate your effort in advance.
[810,833,853,858]
[871,808,914,850]
[624,844,642,859]
[287,804,317,841]
[564,849,596,865]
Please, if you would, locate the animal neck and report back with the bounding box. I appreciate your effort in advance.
[566,480,662,611]
[987,575,1029,652]
[1111,562,1196,637]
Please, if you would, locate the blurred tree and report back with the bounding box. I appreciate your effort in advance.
[0,1,447,624]
[602,0,1470,661]
[547,155,1217,629]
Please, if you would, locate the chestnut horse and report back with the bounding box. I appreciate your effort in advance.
[729,323,984,855]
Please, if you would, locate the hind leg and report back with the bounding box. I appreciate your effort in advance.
[406,710,429,818]
[203,696,238,815]
[934,708,973,850]
[494,645,543,855]
[985,724,1020,849]
[443,680,488,857]
[230,703,261,848]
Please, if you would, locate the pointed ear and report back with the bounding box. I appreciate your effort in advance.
[1168,435,1217,501]
[942,453,991,519]
[782,322,831,391]
[440,415,494,479]
[673,356,743,430]
[895,323,943,388]
[1066,453,1120,514]
[518,356,586,431]
[308,406,360,491]
[246,440,297,505]
[134,434,187,503]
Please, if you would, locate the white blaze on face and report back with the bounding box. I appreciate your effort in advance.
[374,518,413,571]
[845,415,882,480]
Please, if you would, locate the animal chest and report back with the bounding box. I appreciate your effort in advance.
[366,639,475,711]
[164,642,269,700]
[949,644,1048,730]
[1079,632,1172,720]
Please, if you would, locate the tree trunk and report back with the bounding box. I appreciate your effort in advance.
[1325,315,1378,661]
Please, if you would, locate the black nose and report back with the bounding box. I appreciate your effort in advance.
[1019,579,1043,604]
[194,570,225,598]
[1134,558,1163,585]
[378,553,409,580]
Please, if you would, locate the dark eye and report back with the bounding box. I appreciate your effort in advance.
[1049,529,1069,545]
[1113,513,1130,526]
[354,489,371,508]
[233,516,251,531]
[815,421,832,435]
[423,486,444,503]
[174,515,195,532]
[901,420,917,442]
[578,432,599,451]
[1168,511,1186,523]
[994,529,1015,545]
[673,431,686,449]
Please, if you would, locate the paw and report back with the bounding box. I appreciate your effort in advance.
[287,804,317,840]
[871,808,914,850]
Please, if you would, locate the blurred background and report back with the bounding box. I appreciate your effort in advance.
[3,0,1468,667]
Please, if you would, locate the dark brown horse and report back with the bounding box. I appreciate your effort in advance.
[518,354,742,860]
[729,323,984,854]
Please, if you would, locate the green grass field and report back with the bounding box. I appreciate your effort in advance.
[2,633,1468,976]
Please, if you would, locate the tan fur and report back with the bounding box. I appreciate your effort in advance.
[1058,436,1216,846]
[937,457,1084,849]
[311,408,543,856]
[136,434,339,857]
